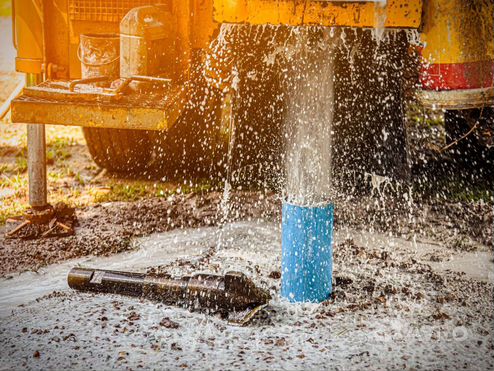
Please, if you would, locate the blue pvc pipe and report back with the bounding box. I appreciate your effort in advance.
[281,202,334,303]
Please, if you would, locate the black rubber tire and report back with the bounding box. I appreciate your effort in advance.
[83,127,152,173]
[149,72,225,179]
[150,91,225,179]
[444,107,494,165]
[228,26,287,187]
[229,26,412,191]
[330,29,412,193]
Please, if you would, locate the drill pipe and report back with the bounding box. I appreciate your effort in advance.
[68,268,271,314]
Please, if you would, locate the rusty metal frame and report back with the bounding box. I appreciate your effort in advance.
[11,86,186,131]
[213,0,423,28]
[418,87,494,110]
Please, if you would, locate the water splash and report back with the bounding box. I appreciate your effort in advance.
[284,28,339,206]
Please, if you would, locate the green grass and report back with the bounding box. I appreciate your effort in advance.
[0,0,11,17]
[46,136,74,164]
[92,180,213,204]
[0,172,28,224]
[407,104,444,128]
[1,125,215,226]
[0,163,11,173]
[444,184,493,203]
[14,156,27,173]
[414,175,494,204]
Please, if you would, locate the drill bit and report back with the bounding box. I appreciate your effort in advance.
[68,267,271,324]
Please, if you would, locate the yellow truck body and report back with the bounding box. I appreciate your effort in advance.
[8,0,494,208]
[419,0,494,108]
[10,0,494,125]
[212,0,422,28]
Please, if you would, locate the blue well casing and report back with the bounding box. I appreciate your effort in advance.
[281,202,334,303]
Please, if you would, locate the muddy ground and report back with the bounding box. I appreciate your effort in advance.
[0,189,492,278]
[0,205,492,370]
[2,151,491,371]
[0,191,277,276]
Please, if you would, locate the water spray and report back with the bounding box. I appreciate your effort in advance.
[281,29,336,303]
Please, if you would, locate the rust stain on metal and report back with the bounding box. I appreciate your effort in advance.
[418,87,494,110]
[11,84,185,131]
[68,268,271,324]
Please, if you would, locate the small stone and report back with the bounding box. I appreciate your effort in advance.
[171,343,183,351]
[160,317,179,329]
[268,271,281,279]
[432,311,451,321]
[335,276,353,286]
[275,338,286,347]
[128,311,140,321]
[375,295,386,303]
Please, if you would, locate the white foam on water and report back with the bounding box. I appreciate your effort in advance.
[0,222,492,370]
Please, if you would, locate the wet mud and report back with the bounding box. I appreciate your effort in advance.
[1,190,491,277]
[0,216,492,370]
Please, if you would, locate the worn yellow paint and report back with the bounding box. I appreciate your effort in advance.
[13,0,44,73]
[213,0,422,28]
[11,96,181,131]
[418,87,494,110]
[421,0,494,65]
[191,0,220,49]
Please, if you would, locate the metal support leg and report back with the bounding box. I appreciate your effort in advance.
[27,124,47,208]
[5,75,80,238]
[25,73,48,209]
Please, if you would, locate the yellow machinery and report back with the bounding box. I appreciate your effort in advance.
[9,0,494,209]
[213,0,422,27]
[419,0,494,109]
[12,0,422,79]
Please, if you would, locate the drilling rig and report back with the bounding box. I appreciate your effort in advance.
[9,0,494,210]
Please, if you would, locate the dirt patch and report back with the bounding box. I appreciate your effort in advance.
[0,219,492,370]
[335,193,493,248]
[0,191,279,276]
[1,189,492,277]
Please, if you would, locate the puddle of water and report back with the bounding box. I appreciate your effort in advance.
[0,222,279,316]
[430,252,494,282]
[1,222,491,317]
[0,222,492,370]
[0,227,213,316]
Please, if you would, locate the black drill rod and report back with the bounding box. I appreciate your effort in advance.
[68,268,271,314]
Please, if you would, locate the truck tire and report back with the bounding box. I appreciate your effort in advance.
[150,92,224,179]
[228,26,412,191]
[83,127,152,173]
[228,25,286,186]
[444,107,493,165]
[149,77,225,179]
[332,29,411,191]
